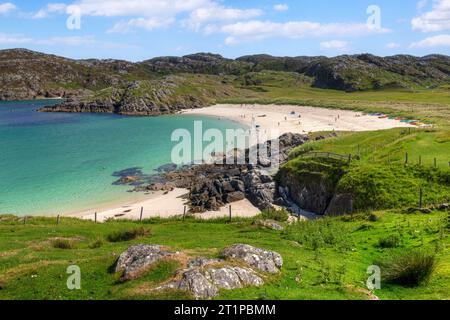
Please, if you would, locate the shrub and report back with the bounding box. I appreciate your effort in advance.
[107,227,151,243]
[377,250,436,287]
[51,239,75,249]
[368,212,381,222]
[88,238,104,249]
[260,209,289,222]
[378,234,401,248]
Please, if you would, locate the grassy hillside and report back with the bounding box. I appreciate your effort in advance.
[0,211,448,300]
[284,128,450,213]
[221,70,450,126]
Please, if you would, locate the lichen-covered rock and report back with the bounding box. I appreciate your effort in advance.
[253,219,285,231]
[187,258,224,268]
[175,269,219,299]
[158,261,263,299]
[114,245,172,280]
[222,244,283,274]
[207,267,263,290]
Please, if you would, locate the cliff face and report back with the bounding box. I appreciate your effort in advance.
[276,158,353,216]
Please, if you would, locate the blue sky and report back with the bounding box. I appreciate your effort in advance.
[0,0,449,61]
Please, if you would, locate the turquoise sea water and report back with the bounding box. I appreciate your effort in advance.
[0,100,243,216]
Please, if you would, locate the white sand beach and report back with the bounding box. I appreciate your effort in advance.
[184,104,415,138]
[70,188,261,222]
[72,104,414,222]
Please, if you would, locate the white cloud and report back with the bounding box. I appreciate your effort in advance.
[412,0,450,32]
[0,32,32,44]
[274,4,289,12]
[218,20,390,45]
[33,3,67,18]
[185,4,263,31]
[320,40,348,50]
[34,0,263,33]
[108,18,174,33]
[410,34,450,47]
[0,2,16,14]
[36,36,96,46]
[0,33,95,46]
[387,42,401,48]
[417,0,428,11]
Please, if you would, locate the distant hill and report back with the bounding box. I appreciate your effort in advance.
[1,49,449,115]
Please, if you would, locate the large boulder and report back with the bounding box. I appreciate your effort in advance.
[158,258,263,299]
[222,244,283,274]
[207,267,263,290]
[114,245,173,280]
[172,268,219,299]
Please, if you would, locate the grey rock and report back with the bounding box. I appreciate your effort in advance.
[187,258,224,268]
[158,259,263,299]
[225,191,245,203]
[222,244,283,274]
[176,268,219,299]
[207,267,263,290]
[254,219,285,231]
[114,244,172,280]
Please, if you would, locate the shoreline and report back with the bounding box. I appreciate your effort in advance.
[67,188,262,222]
[59,103,414,221]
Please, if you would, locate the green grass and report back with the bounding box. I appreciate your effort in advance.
[220,72,450,126]
[0,211,448,300]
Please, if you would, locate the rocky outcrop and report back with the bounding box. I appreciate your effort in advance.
[39,76,232,116]
[114,244,282,299]
[160,262,264,299]
[120,133,309,213]
[114,245,173,280]
[222,244,283,274]
[277,171,336,214]
[253,219,285,231]
[276,157,353,216]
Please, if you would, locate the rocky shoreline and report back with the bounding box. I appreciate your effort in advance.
[113,132,348,217]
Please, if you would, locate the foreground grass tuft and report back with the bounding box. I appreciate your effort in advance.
[377,250,437,287]
[378,234,401,248]
[106,227,151,243]
[51,239,76,249]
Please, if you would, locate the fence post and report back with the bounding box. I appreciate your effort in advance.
[139,207,143,221]
[94,212,97,223]
[183,206,186,221]
[229,205,232,222]
[405,152,409,164]
[56,215,60,225]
